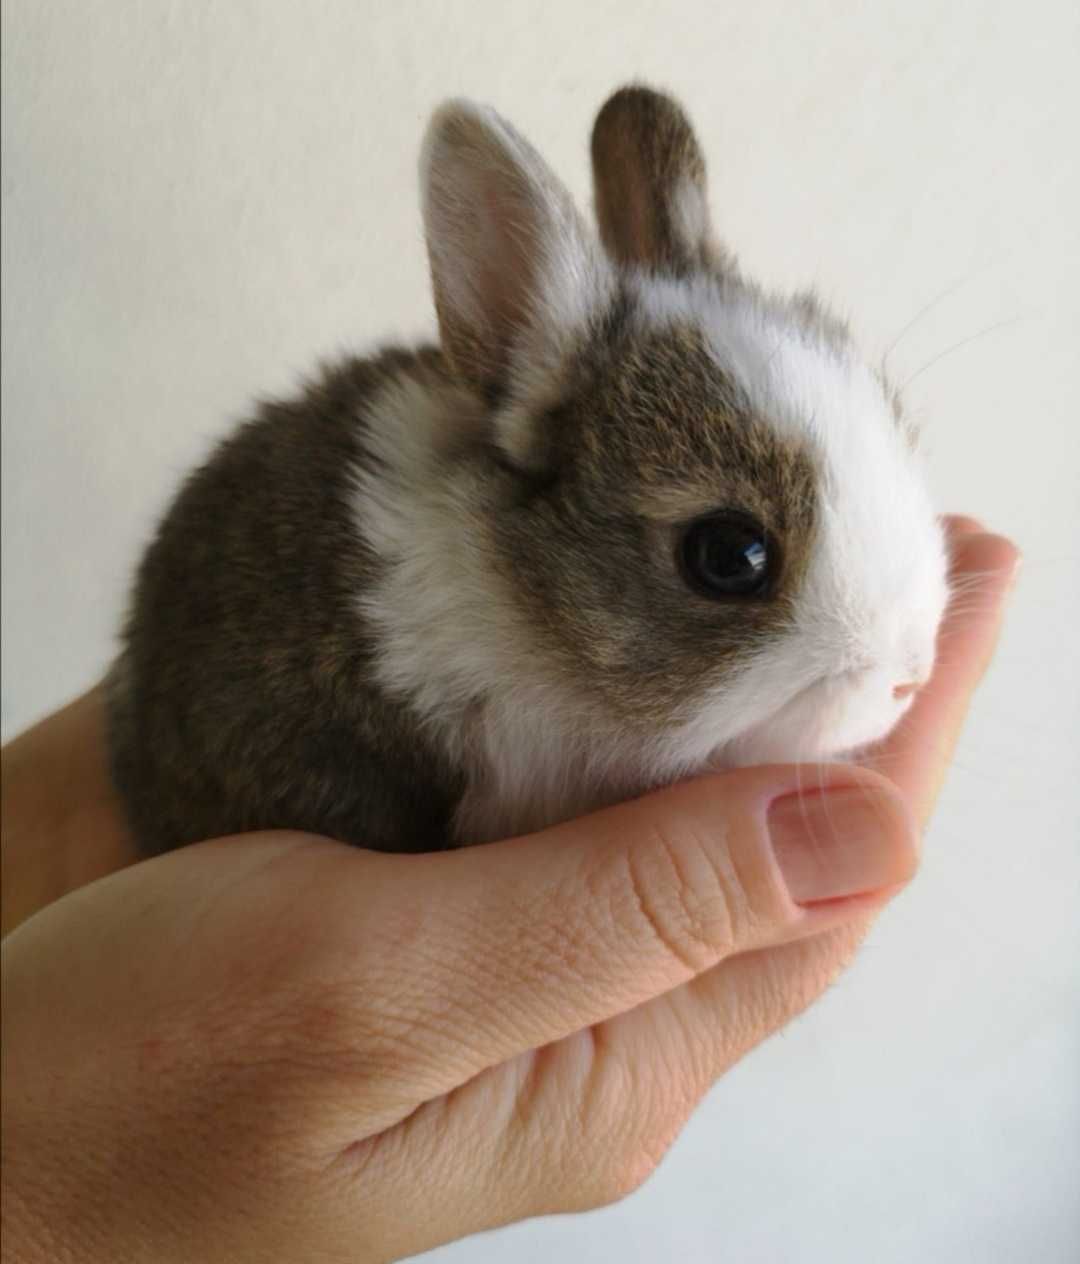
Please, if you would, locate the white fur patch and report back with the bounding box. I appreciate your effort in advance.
[350,373,627,842]
[670,175,711,260]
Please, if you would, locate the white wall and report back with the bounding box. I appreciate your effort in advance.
[3,3,1077,1260]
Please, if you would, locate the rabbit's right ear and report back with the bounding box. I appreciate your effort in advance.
[591,85,719,276]
[421,102,611,399]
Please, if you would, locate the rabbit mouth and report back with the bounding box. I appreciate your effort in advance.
[717,668,915,769]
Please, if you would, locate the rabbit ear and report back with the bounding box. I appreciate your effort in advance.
[591,85,718,276]
[421,101,610,398]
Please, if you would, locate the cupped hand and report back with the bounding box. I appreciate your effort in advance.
[0,519,1018,1264]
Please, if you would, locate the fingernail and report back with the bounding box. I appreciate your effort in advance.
[768,787,916,906]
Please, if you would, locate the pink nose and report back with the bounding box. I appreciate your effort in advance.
[892,681,921,700]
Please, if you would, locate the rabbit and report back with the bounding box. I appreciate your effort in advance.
[106,85,949,856]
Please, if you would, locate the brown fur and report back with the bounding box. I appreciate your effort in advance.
[107,349,466,854]
[591,85,727,275]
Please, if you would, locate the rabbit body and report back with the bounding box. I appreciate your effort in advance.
[108,87,948,854]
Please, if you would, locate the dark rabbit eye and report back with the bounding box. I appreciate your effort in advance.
[679,513,773,598]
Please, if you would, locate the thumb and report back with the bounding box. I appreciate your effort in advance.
[334,763,917,1097]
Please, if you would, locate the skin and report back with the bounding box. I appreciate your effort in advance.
[0,518,1018,1263]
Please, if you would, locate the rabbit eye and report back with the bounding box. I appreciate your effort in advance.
[678,513,773,599]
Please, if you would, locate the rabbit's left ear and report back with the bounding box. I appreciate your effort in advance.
[591,85,718,276]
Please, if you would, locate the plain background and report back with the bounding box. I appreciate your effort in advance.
[3,2,1078,1260]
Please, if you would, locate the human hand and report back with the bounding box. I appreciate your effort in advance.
[0,518,1018,1263]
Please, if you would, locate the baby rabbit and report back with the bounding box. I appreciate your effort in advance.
[106,85,948,855]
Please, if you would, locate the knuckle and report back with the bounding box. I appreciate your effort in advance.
[545,1128,659,1213]
[590,1139,668,1208]
[559,1116,678,1212]
[528,1037,691,1215]
[616,822,741,973]
[566,1159,657,1212]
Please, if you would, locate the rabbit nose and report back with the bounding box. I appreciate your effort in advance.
[892,680,921,700]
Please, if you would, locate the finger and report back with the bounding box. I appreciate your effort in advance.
[940,512,987,538]
[605,915,873,1117]
[864,528,1019,824]
[324,762,916,1101]
[1,686,137,934]
[337,914,878,1243]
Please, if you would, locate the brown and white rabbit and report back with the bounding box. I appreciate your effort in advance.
[106,85,949,855]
